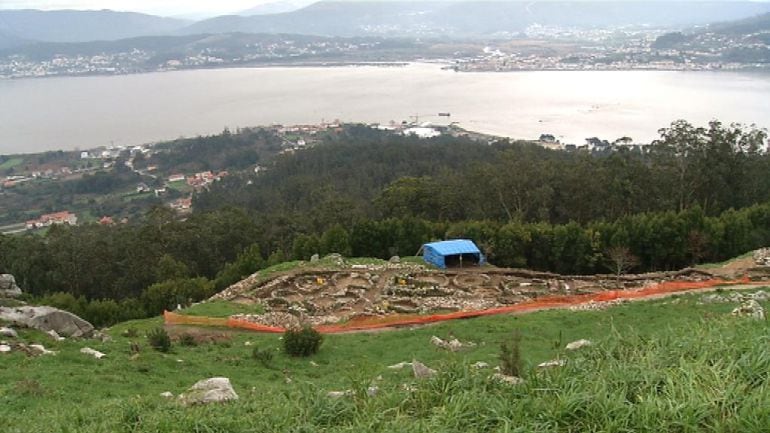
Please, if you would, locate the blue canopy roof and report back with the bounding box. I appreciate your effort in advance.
[423,239,481,256]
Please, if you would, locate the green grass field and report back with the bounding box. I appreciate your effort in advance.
[0,157,25,171]
[1,288,769,432]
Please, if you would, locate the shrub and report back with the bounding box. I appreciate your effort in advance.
[252,346,275,367]
[499,329,523,377]
[147,327,171,353]
[122,327,139,338]
[178,333,197,347]
[283,326,323,357]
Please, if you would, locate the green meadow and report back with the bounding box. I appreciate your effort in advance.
[1,288,769,432]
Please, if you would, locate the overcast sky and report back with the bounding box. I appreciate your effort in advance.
[1,0,768,17]
[0,0,265,17]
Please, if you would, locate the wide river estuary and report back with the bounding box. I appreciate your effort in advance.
[1,63,769,154]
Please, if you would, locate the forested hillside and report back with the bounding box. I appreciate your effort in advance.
[1,120,768,326]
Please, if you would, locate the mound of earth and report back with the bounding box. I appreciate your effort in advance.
[207,259,719,328]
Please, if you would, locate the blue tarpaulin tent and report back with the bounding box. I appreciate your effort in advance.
[422,239,486,269]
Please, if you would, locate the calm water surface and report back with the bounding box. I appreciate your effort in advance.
[1,63,769,153]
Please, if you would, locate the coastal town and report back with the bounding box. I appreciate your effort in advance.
[1,25,768,79]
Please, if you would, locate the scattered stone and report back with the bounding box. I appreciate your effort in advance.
[95,331,112,343]
[29,344,56,356]
[491,373,525,385]
[565,339,592,351]
[389,256,401,264]
[387,361,412,370]
[367,386,379,397]
[701,294,727,304]
[0,344,10,353]
[309,361,318,367]
[0,327,18,338]
[160,391,174,399]
[327,390,354,398]
[244,341,252,346]
[412,359,436,379]
[0,274,22,298]
[430,335,475,352]
[731,299,766,320]
[231,311,301,329]
[47,330,65,341]
[471,361,489,369]
[537,359,566,368]
[310,254,320,263]
[179,377,239,405]
[0,306,94,338]
[80,347,106,359]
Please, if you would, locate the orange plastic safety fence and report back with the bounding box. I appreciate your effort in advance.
[165,277,752,334]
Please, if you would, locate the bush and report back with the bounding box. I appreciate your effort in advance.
[283,326,323,357]
[147,327,171,353]
[252,346,275,367]
[122,327,139,338]
[178,333,197,347]
[499,329,523,377]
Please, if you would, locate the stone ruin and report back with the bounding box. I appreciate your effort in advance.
[753,248,770,267]
[210,262,718,328]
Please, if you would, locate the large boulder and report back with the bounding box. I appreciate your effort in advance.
[0,274,22,298]
[0,306,94,338]
[179,377,239,405]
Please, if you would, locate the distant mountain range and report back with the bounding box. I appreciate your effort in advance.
[183,1,770,38]
[706,11,770,35]
[0,9,189,48]
[238,0,318,16]
[2,1,770,51]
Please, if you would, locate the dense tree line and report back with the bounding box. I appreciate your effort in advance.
[196,121,770,226]
[0,120,768,326]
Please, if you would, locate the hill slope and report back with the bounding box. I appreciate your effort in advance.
[182,1,770,37]
[0,9,190,44]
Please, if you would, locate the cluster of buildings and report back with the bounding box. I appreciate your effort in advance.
[25,211,78,230]
[0,51,150,78]
[0,39,387,79]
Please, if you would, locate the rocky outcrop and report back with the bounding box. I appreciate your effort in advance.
[731,300,766,320]
[0,274,22,298]
[179,377,239,405]
[0,306,94,338]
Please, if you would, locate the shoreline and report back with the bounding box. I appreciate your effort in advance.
[3,59,770,81]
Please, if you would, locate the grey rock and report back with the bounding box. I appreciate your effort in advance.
[0,327,18,338]
[0,306,94,338]
[412,359,436,379]
[179,377,239,405]
[0,344,10,353]
[0,274,22,298]
[160,391,174,399]
[29,344,56,355]
[537,359,566,368]
[310,254,320,263]
[491,373,525,385]
[731,299,766,320]
[80,347,106,359]
[565,339,592,351]
[389,256,401,264]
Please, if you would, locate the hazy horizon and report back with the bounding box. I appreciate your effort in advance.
[3,0,770,19]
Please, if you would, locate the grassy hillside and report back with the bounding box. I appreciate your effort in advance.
[1,288,769,432]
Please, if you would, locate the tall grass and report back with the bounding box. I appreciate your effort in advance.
[2,292,769,432]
